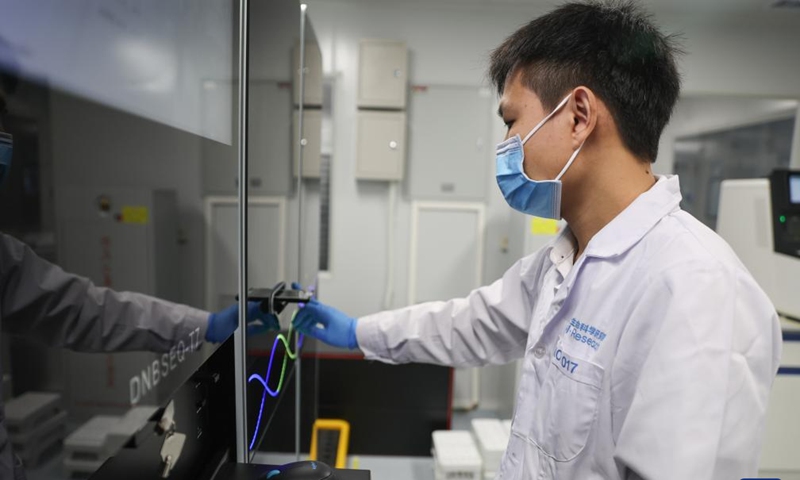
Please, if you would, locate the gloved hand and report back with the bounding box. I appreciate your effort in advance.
[206,301,280,343]
[292,298,358,350]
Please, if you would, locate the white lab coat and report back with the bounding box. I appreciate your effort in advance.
[356,175,782,479]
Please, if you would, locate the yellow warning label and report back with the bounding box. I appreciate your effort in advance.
[121,206,149,224]
[531,218,559,235]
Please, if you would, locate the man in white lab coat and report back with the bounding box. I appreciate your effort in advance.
[294,1,782,478]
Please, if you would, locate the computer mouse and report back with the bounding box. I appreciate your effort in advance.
[263,460,335,480]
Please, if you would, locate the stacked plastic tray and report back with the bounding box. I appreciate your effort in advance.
[470,419,509,479]
[432,430,483,480]
[63,406,158,477]
[5,392,67,467]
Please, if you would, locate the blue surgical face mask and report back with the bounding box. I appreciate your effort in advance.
[495,94,584,219]
[0,132,11,185]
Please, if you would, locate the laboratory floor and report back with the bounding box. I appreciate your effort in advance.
[26,408,800,480]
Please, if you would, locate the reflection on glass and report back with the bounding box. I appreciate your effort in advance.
[0,1,234,144]
[0,1,238,478]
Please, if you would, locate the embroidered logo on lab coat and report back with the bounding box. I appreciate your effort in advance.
[565,318,606,351]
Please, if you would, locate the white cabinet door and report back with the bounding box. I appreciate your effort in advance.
[410,202,485,410]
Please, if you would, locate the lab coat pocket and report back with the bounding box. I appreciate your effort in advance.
[529,343,604,462]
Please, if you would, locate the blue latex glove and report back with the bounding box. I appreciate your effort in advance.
[206,301,279,343]
[292,298,358,350]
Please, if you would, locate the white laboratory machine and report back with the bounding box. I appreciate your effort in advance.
[717,169,800,479]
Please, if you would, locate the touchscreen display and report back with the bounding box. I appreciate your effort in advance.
[790,174,800,204]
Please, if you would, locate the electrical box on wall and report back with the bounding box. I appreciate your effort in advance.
[294,41,324,107]
[358,39,408,109]
[356,110,406,181]
[294,109,322,178]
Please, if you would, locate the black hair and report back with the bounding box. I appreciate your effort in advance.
[0,74,14,117]
[489,0,682,162]
[0,35,20,119]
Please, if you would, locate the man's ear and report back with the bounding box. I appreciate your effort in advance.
[570,86,597,149]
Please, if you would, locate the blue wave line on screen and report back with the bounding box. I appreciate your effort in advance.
[248,315,304,451]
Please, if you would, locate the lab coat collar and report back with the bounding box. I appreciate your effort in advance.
[549,229,577,275]
[582,175,682,259]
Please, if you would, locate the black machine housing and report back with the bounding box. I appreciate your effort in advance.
[89,339,371,480]
[770,169,800,259]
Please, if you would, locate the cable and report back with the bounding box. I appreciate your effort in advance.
[248,312,305,451]
[248,327,304,450]
[383,181,397,310]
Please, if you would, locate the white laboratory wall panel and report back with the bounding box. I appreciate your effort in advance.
[410,202,485,409]
[356,110,407,181]
[205,197,286,311]
[293,109,323,178]
[202,80,293,195]
[357,39,408,109]
[408,85,492,200]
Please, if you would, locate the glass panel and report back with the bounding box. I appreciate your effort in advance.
[242,0,323,463]
[0,1,239,478]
